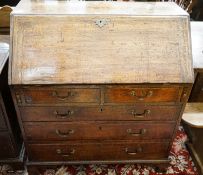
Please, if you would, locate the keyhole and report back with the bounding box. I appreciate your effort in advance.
[99,126,102,130]
[100,108,103,112]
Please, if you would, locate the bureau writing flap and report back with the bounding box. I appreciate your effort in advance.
[9,0,194,84]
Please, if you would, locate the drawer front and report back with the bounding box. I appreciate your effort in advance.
[16,88,100,104]
[20,105,181,122]
[27,141,169,161]
[104,87,182,103]
[0,132,15,158]
[0,105,7,130]
[24,122,175,141]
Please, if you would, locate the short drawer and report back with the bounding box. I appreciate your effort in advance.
[15,87,100,104]
[19,105,181,122]
[104,86,182,103]
[27,141,169,161]
[0,132,16,158]
[24,122,175,141]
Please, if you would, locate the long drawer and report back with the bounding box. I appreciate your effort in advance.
[104,86,183,103]
[24,122,175,141]
[19,105,181,122]
[27,141,169,161]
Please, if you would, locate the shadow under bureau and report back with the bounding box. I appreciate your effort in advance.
[9,0,194,174]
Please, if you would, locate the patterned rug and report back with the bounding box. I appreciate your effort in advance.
[0,126,198,175]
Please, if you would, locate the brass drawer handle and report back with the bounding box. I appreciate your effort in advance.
[130,90,153,100]
[131,109,150,118]
[127,128,147,136]
[52,91,75,100]
[56,149,75,157]
[55,129,74,137]
[125,147,142,155]
[54,110,74,119]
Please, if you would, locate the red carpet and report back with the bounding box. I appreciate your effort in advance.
[43,126,198,175]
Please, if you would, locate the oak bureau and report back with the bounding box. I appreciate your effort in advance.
[9,0,194,174]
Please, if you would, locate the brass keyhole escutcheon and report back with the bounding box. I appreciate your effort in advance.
[95,19,110,28]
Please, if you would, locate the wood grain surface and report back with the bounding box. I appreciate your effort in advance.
[10,13,193,84]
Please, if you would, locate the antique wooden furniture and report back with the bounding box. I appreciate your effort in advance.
[9,1,194,174]
[183,22,203,175]
[0,35,24,172]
